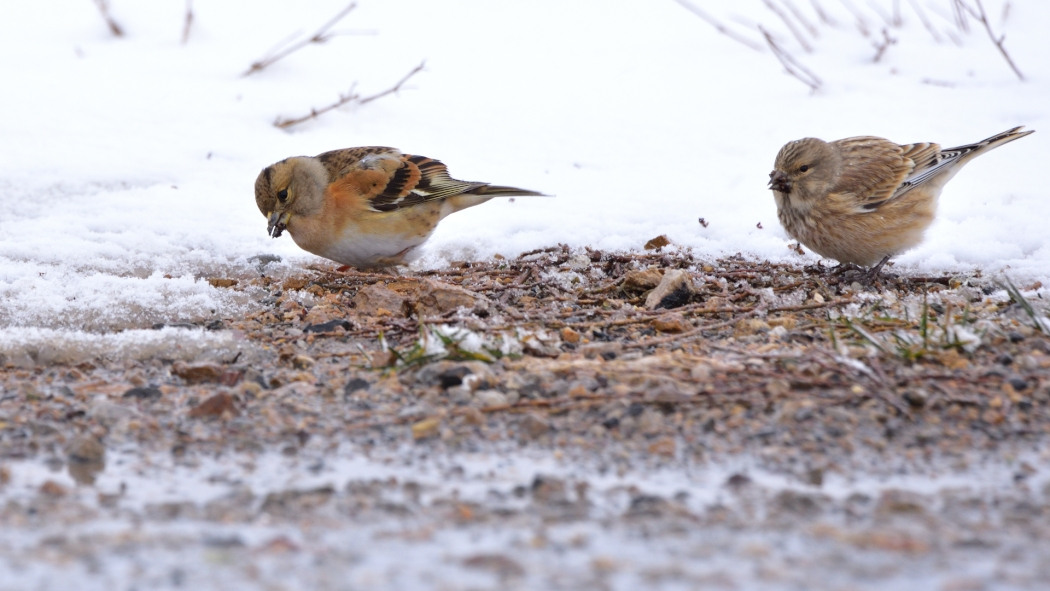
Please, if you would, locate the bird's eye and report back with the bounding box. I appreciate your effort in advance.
[277,189,288,203]
[799,165,810,173]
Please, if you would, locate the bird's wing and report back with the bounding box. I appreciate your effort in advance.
[318,148,485,213]
[832,136,915,211]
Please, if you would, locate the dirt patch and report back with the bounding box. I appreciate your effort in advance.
[2,245,1050,589]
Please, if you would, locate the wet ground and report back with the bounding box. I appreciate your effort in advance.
[2,246,1049,590]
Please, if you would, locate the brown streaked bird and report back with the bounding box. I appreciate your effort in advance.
[255,147,544,268]
[768,126,1033,278]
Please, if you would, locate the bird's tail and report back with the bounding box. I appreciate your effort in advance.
[472,184,549,198]
[947,125,1034,156]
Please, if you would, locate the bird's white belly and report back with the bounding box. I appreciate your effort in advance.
[313,232,429,268]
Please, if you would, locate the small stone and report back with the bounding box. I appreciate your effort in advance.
[461,553,525,578]
[352,283,407,316]
[644,270,696,310]
[725,473,752,489]
[643,235,671,250]
[875,489,928,516]
[623,269,663,291]
[67,434,105,464]
[207,278,238,288]
[625,494,671,517]
[519,414,550,439]
[902,390,927,408]
[122,386,162,400]
[560,327,581,344]
[647,437,676,456]
[651,314,688,333]
[188,393,239,418]
[771,490,827,519]
[343,378,370,397]
[411,416,441,440]
[282,277,311,291]
[39,480,68,497]
[734,318,771,336]
[531,475,568,503]
[303,319,351,333]
[475,390,508,408]
[173,362,224,384]
[411,279,481,316]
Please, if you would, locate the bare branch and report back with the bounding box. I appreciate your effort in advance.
[779,0,819,37]
[809,0,836,26]
[961,0,1026,81]
[92,0,124,37]
[871,27,897,62]
[274,61,426,130]
[837,0,872,37]
[863,0,898,28]
[244,2,358,77]
[759,25,822,92]
[950,0,972,32]
[672,0,765,52]
[181,0,194,45]
[907,0,943,43]
[762,0,813,52]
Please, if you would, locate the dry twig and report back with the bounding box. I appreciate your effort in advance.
[809,0,836,25]
[907,0,943,43]
[672,0,765,51]
[837,0,873,36]
[871,27,897,62]
[780,0,819,36]
[759,26,822,91]
[92,0,124,37]
[763,0,814,52]
[182,0,194,45]
[957,0,1025,81]
[274,61,426,129]
[244,2,358,76]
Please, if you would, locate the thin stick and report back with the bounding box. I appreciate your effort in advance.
[960,0,1025,81]
[762,0,813,52]
[181,0,194,45]
[871,28,897,62]
[244,2,358,77]
[809,0,836,25]
[837,0,872,37]
[907,0,943,43]
[92,0,124,37]
[274,61,425,129]
[672,0,765,52]
[779,0,819,36]
[951,0,970,32]
[758,25,822,92]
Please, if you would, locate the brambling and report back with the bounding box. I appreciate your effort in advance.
[768,126,1033,277]
[255,147,544,268]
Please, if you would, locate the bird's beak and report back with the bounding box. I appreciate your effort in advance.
[768,170,791,194]
[267,210,291,238]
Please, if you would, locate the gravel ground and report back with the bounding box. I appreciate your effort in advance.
[2,245,1050,590]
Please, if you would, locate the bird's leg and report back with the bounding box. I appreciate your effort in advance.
[831,262,864,276]
[862,255,892,283]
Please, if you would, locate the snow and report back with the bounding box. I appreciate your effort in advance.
[1,0,1048,342]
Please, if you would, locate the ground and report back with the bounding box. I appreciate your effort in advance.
[2,245,1049,590]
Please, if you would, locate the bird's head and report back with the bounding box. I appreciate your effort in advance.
[254,156,328,238]
[768,137,839,203]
